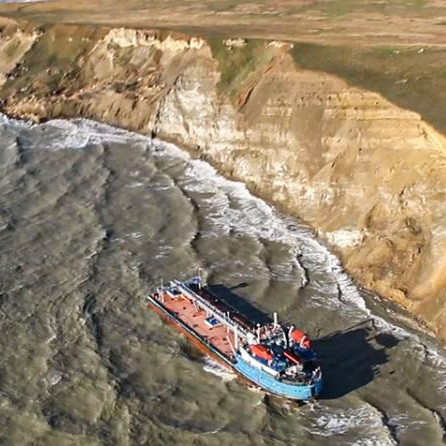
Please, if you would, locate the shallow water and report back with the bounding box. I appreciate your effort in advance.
[0,117,445,445]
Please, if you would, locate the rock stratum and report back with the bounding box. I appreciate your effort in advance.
[1,20,446,340]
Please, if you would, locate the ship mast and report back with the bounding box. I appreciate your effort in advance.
[197,267,202,290]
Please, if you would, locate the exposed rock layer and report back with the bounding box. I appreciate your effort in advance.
[1,22,446,339]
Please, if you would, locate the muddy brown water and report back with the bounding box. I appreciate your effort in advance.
[0,116,445,445]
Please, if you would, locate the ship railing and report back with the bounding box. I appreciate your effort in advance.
[172,280,250,339]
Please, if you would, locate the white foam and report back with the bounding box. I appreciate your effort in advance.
[203,426,224,435]
[162,154,309,285]
[45,371,62,387]
[387,413,411,435]
[126,181,145,189]
[312,405,379,435]
[15,119,90,151]
[45,333,57,344]
[129,232,145,240]
[1,114,149,151]
[0,112,33,129]
[75,119,148,146]
[306,404,397,445]
[202,358,236,382]
[350,438,396,446]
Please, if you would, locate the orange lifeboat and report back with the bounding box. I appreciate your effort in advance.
[250,344,273,361]
[290,329,312,349]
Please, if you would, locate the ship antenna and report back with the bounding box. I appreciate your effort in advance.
[273,312,278,328]
[287,325,294,348]
[197,267,202,289]
[234,325,239,351]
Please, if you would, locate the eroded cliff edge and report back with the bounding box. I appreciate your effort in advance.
[1,21,446,340]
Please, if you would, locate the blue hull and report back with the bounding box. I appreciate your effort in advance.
[234,354,322,401]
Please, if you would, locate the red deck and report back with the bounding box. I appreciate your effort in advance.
[153,291,239,360]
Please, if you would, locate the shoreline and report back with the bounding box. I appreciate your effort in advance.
[1,20,446,343]
[4,109,442,353]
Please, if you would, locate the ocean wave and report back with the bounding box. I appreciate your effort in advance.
[5,113,446,401]
[1,114,149,151]
[306,403,397,445]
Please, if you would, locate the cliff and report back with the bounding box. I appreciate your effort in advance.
[1,22,446,340]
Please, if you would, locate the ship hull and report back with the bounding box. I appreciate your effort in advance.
[147,298,234,369]
[234,354,322,400]
[147,296,322,401]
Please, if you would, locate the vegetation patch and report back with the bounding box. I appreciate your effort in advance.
[3,38,20,60]
[318,0,428,18]
[3,25,107,98]
[208,38,273,97]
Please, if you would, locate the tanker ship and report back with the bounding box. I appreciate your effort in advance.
[147,276,322,400]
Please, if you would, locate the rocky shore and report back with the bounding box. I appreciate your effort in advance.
[1,20,446,340]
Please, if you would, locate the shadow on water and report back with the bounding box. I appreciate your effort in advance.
[206,284,400,399]
[207,283,272,326]
[312,321,399,399]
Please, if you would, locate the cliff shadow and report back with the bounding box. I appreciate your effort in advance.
[313,321,399,400]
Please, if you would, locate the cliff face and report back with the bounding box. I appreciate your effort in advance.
[1,23,446,339]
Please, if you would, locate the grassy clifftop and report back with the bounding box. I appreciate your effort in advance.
[293,44,446,136]
[0,0,445,46]
[1,13,446,139]
[1,0,446,132]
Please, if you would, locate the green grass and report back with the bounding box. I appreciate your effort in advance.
[317,0,428,18]
[405,0,427,9]
[4,39,20,59]
[322,0,361,18]
[208,38,272,97]
[3,25,107,97]
[292,43,446,134]
[204,0,429,18]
